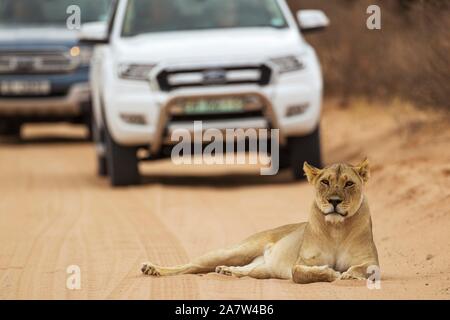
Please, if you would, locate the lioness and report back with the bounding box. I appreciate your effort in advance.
[142,159,379,283]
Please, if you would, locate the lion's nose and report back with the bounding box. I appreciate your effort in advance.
[328,198,342,208]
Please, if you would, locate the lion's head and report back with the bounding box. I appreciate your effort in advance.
[303,159,370,224]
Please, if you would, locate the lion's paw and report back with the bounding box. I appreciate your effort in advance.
[215,266,233,276]
[340,271,366,281]
[141,262,160,277]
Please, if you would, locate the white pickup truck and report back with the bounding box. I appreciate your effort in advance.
[85,0,329,186]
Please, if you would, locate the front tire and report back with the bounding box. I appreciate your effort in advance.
[92,119,108,177]
[0,121,21,138]
[97,148,108,177]
[104,125,140,187]
[86,119,94,142]
[286,126,322,180]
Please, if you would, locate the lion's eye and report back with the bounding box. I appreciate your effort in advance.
[345,181,355,188]
[321,180,330,186]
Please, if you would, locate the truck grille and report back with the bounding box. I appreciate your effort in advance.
[155,64,272,92]
[169,110,265,122]
[0,50,77,74]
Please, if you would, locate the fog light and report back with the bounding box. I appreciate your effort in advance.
[286,103,309,117]
[120,113,147,125]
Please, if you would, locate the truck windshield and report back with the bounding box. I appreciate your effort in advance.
[122,0,288,37]
[0,0,112,27]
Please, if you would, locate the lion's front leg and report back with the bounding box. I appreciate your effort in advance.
[292,265,341,284]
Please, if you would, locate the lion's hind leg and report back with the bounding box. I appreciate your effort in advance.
[141,262,208,277]
[215,244,277,279]
[215,255,271,279]
[142,242,266,277]
[141,224,302,277]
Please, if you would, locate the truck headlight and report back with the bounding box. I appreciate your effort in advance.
[117,64,156,81]
[269,56,305,74]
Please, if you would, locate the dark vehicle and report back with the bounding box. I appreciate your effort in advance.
[0,0,111,139]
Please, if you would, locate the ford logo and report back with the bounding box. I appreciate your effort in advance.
[203,69,227,85]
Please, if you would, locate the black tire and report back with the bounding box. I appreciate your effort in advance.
[0,121,21,138]
[92,119,108,177]
[97,150,108,177]
[286,126,322,180]
[104,125,140,187]
[84,111,94,142]
[86,122,94,142]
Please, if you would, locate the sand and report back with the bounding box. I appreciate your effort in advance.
[0,100,449,299]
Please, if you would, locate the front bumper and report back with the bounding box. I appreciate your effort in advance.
[0,82,90,117]
[105,81,322,154]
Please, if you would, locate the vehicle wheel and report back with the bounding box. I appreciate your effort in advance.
[278,148,291,170]
[0,121,21,138]
[286,126,322,180]
[84,112,94,142]
[86,124,94,142]
[104,125,140,187]
[97,153,108,177]
[92,120,108,177]
[96,126,108,177]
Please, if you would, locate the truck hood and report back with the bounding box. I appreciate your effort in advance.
[0,27,78,47]
[114,28,305,64]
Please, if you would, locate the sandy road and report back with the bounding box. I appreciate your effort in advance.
[0,101,449,299]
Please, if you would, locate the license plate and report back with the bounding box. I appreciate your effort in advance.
[0,81,51,96]
[182,98,244,115]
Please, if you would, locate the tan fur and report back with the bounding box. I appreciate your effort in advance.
[142,159,379,283]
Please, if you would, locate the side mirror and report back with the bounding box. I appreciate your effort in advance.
[78,21,109,44]
[296,10,329,33]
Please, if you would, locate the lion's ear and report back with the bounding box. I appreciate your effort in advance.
[354,158,370,183]
[303,162,322,183]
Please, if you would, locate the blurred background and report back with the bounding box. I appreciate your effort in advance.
[289,0,450,109]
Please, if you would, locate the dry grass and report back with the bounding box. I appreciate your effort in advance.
[287,0,450,109]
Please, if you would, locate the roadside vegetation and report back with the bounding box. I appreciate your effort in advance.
[288,0,450,109]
